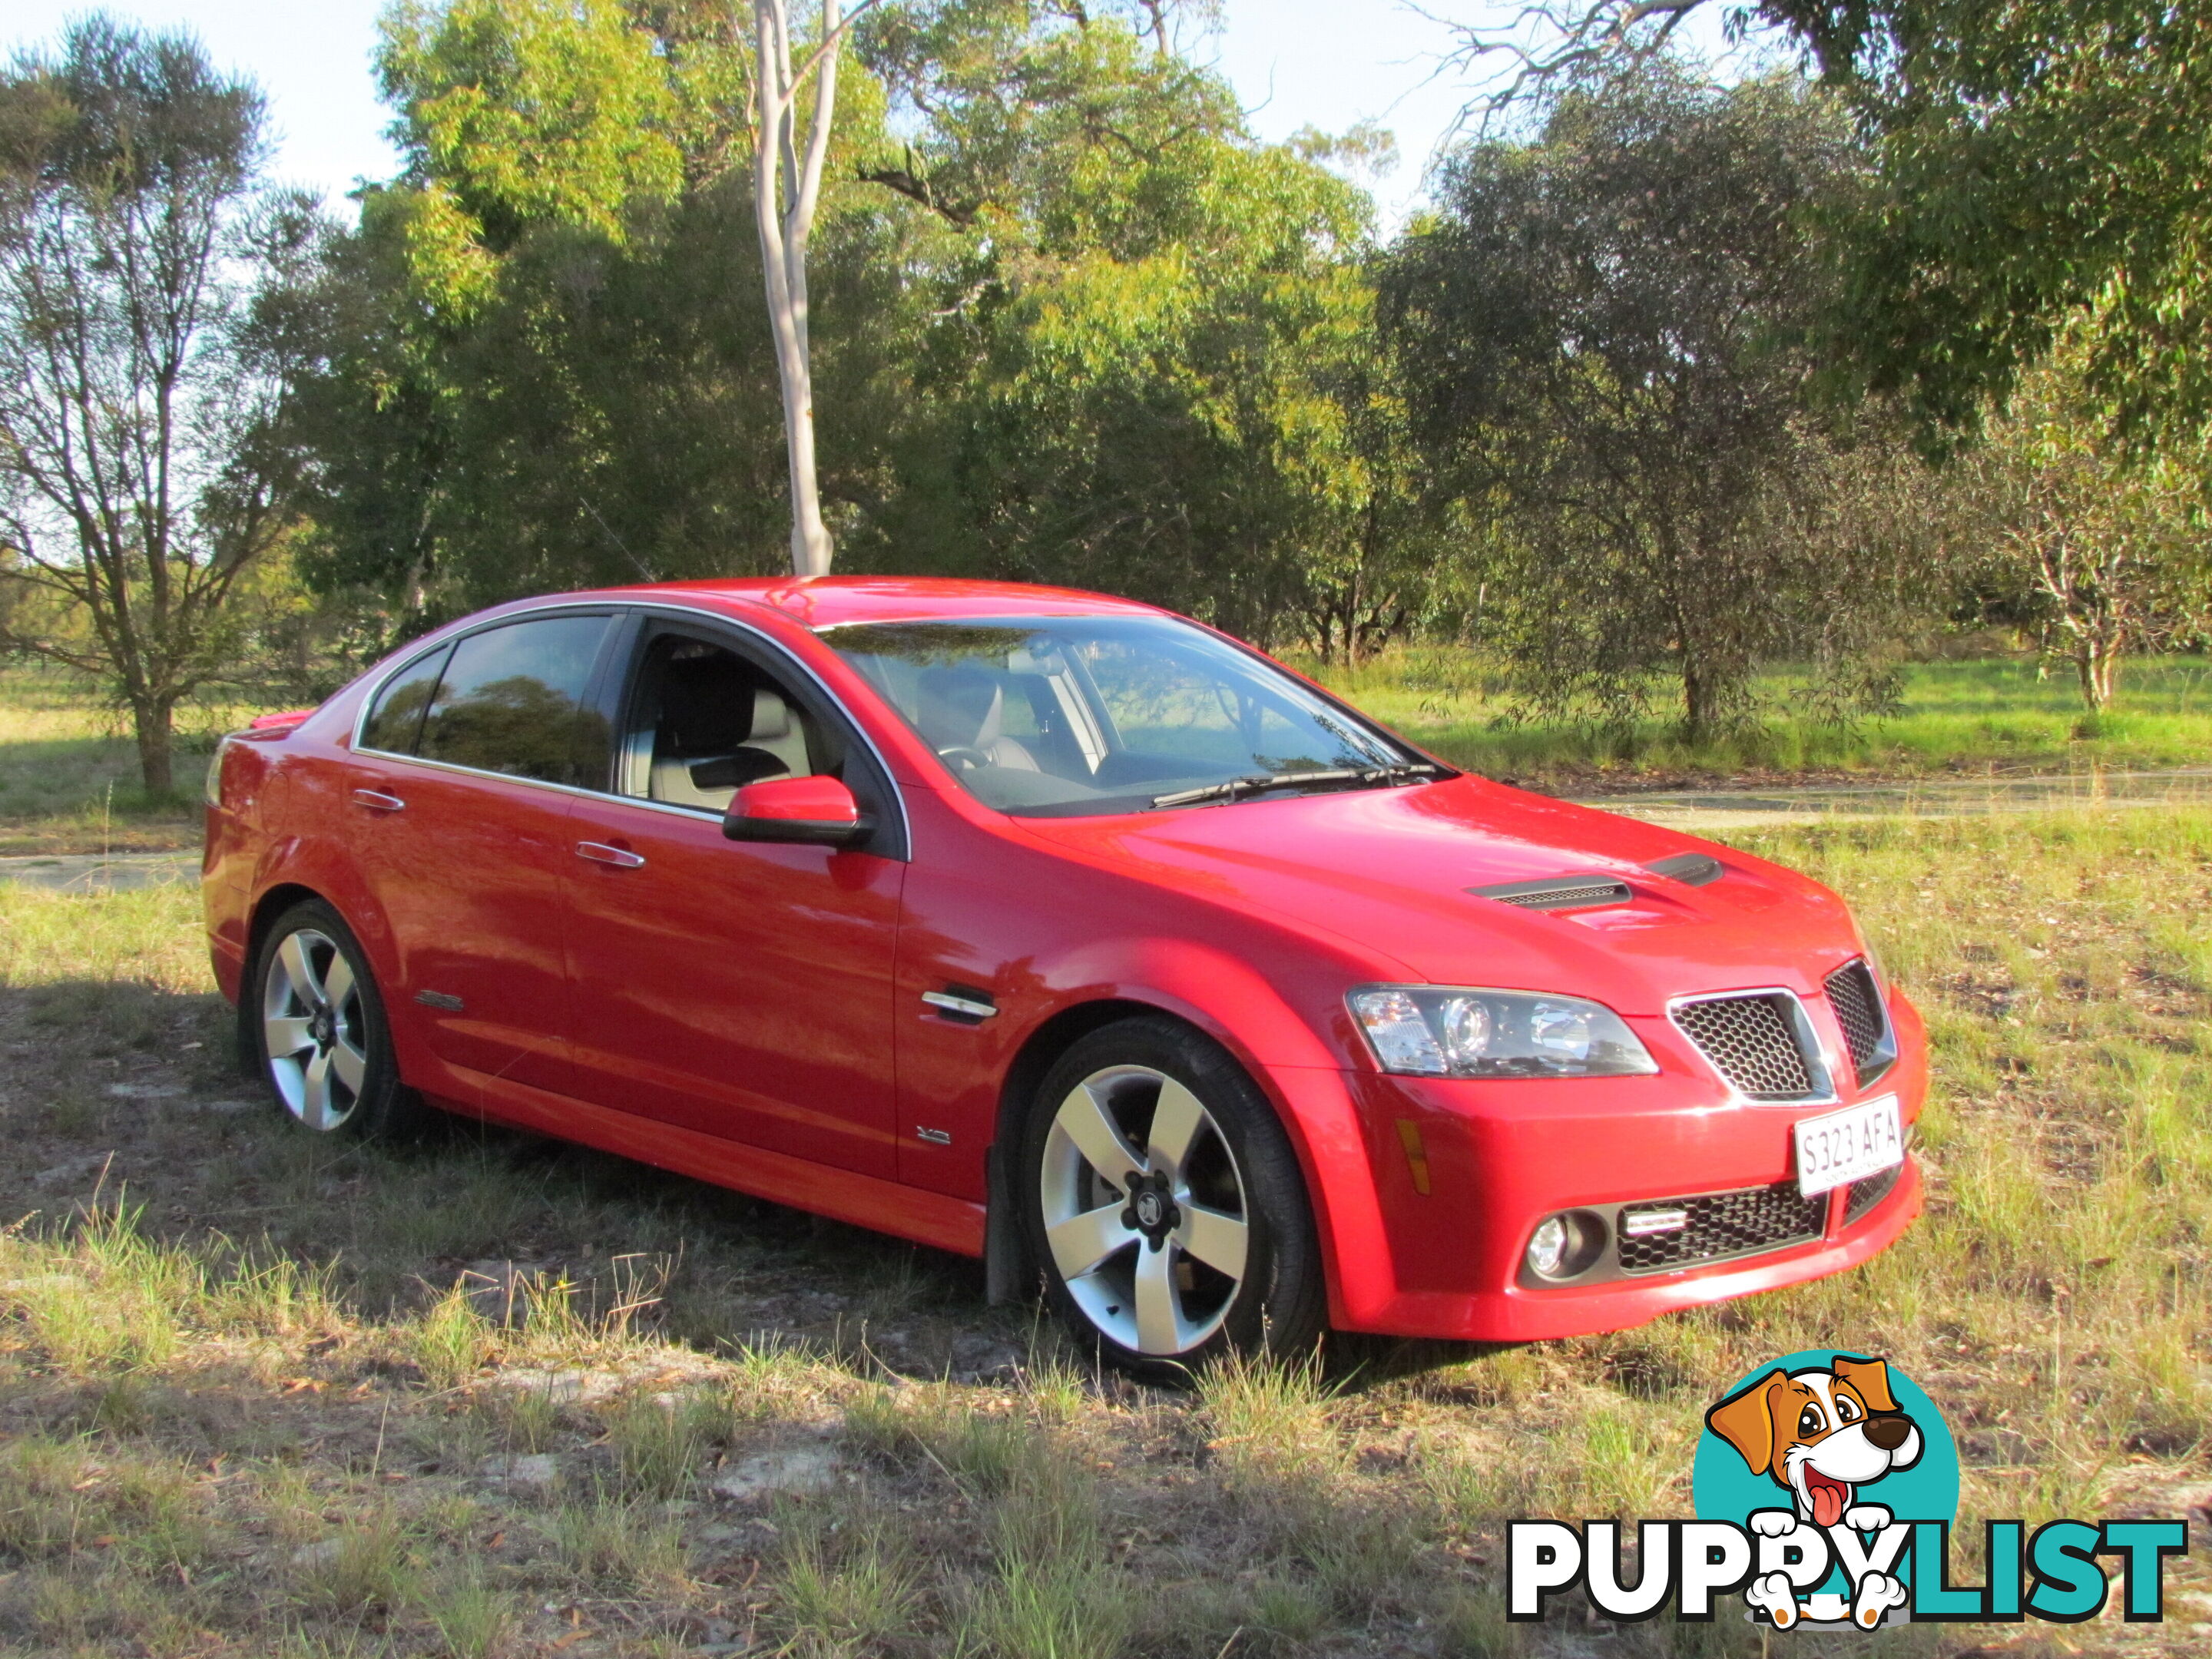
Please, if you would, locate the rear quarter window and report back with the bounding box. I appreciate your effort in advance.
[359,645,451,755]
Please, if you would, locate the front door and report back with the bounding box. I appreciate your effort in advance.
[560,619,906,1177]
[347,609,621,1097]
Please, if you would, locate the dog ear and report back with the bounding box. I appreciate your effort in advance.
[1706,1370,1788,1475]
[1833,1355,1900,1414]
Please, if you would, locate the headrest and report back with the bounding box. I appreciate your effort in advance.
[750,687,793,741]
[916,666,1005,751]
[658,652,757,753]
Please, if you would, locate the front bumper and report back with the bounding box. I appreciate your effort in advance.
[1272,991,1929,1343]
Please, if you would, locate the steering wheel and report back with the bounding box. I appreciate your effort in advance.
[936,745,994,771]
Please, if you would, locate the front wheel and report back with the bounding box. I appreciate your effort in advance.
[1020,1017,1325,1375]
[251,900,419,1140]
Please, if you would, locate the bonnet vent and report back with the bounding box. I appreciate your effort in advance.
[1643,853,1724,886]
[1468,874,1634,912]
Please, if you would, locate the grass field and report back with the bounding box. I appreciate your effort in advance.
[5,652,2210,856]
[0,667,278,856]
[0,806,2206,1655]
[1306,652,2212,789]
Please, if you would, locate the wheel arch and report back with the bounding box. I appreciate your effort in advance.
[984,998,1164,1303]
[237,882,329,1080]
[979,991,1378,1320]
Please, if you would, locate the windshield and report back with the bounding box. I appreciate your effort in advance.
[820,615,1433,816]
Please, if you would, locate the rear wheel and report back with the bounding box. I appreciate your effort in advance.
[252,900,419,1141]
[1020,1018,1325,1375]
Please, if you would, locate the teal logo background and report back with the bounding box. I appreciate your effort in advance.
[1692,1349,1959,1594]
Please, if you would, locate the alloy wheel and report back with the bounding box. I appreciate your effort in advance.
[261,929,369,1131]
[1038,1063,1250,1356]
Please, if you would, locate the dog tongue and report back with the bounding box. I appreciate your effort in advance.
[1810,1479,1846,1528]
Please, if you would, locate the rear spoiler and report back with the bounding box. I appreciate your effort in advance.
[245,709,315,737]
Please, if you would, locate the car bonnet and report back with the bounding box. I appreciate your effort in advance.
[1008,776,1863,1018]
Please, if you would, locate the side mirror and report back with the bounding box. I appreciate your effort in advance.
[722,774,874,847]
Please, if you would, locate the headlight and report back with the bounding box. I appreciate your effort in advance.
[1347,985,1658,1079]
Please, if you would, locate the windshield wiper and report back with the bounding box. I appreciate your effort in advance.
[1150,762,1446,811]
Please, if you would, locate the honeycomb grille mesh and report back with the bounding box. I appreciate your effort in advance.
[1843,1161,1902,1226]
[1824,961,1890,1085]
[1617,1181,1827,1274]
[1673,993,1816,1098]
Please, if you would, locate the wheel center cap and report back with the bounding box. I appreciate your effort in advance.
[308,1006,335,1048]
[1121,1172,1179,1250]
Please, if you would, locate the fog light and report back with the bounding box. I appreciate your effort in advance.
[1524,1211,1604,1281]
[1528,1215,1570,1277]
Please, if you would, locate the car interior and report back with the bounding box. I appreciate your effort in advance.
[827,622,1414,815]
[623,634,829,810]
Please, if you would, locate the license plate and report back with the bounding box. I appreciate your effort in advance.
[1793,1096,1903,1198]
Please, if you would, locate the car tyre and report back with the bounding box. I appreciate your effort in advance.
[250,900,421,1141]
[1020,1016,1325,1376]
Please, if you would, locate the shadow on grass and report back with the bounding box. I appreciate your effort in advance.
[2,972,995,1379]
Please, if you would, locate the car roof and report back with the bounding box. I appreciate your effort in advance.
[593,576,1167,629]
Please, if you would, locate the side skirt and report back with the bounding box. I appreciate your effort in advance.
[425,1059,987,1259]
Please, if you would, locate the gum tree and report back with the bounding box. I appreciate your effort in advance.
[1958,363,2210,712]
[0,16,314,793]
[1383,67,1919,737]
[750,0,882,577]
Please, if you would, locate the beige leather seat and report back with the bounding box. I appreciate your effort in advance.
[651,654,813,809]
[915,667,1039,772]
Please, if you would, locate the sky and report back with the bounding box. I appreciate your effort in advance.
[5,2,1513,220]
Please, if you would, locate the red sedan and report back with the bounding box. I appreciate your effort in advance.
[203,578,1924,1371]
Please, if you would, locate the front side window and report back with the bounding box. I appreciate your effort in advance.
[417,614,615,785]
[618,632,836,810]
[822,615,1424,816]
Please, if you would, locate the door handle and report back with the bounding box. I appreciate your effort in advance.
[575,841,646,869]
[351,788,406,813]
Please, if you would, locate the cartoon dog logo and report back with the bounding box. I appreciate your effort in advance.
[1705,1354,1925,1628]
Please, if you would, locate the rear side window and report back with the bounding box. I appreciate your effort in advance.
[418,614,615,785]
[360,645,450,755]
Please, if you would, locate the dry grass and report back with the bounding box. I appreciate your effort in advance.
[0,809,2207,1654]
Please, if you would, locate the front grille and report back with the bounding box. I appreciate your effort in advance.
[1617,1181,1827,1274]
[1673,992,1817,1098]
[1843,1161,1902,1225]
[1824,961,1893,1087]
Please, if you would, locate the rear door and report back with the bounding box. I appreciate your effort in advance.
[560,614,907,1177]
[347,609,621,1097]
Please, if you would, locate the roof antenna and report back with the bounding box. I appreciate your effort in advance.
[581,495,657,582]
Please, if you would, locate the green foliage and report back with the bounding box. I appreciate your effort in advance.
[297,0,908,628]
[1385,65,1930,735]
[1458,0,2212,457]
[379,0,684,262]
[1763,0,2212,455]
[296,0,1437,657]
[1949,353,2212,709]
[858,2,1438,651]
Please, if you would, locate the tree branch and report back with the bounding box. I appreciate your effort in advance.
[855,164,981,227]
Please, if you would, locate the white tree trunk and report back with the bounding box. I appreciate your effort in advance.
[752,0,849,578]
